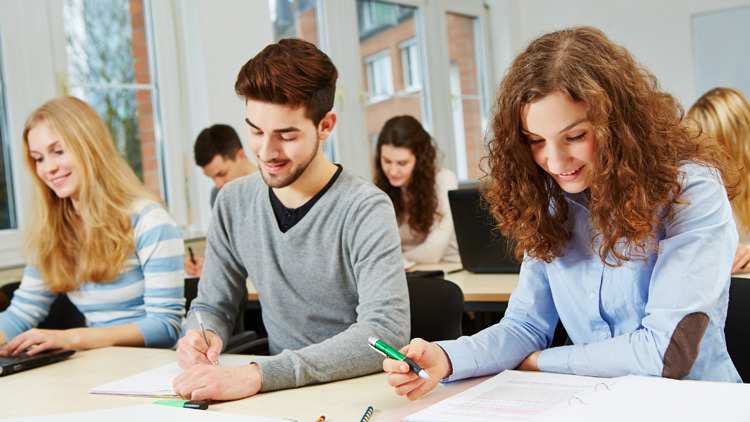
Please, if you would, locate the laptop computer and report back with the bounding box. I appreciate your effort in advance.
[448,188,521,273]
[0,349,75,376]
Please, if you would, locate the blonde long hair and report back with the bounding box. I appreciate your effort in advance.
[688,87,750,234]
[22,96,159,293]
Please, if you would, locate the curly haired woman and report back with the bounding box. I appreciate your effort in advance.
[375,115,459,265]
[382,26,742,400]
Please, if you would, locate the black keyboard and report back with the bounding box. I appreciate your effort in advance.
[0,349,75,376]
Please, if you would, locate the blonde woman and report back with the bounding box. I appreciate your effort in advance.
[688,87,750,273]
[0,96,184,356]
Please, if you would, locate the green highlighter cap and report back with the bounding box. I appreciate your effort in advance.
[153,399,209,410]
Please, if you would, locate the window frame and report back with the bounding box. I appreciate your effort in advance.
[364,49,395,104]
[399,38,421,93]
[0,1,190,266]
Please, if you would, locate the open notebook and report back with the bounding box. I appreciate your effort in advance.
[89,355,255,397]
[0,349,75,376]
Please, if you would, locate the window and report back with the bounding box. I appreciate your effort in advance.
[268,0,336,163]
[399,38,421,92]
[0,38,15,231]
[364,50,394,103]
[63,0,165,198]
[356,1,427,170]
[270,0,320,45]
[445,12,488,180]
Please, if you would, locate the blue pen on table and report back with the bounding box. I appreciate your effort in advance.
[359,405,373,422]
[368,337,430,380]
[193,306,218,365]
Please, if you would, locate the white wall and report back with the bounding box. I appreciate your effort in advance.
[486,0,750,108]
[166,0,273,232]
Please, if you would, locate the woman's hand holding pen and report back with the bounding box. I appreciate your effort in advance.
[176,328,222,369]
[383,338,452,401]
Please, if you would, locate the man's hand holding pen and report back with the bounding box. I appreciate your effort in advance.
[176,328,223,369]
[173,358,263,401]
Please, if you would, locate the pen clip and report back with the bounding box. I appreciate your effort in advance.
[368,342,386,357]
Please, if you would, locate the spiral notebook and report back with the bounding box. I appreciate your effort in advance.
[404,370,750,422]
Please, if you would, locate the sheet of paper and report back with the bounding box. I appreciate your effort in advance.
[89,355,255,397]
[3,404,295,422]
[403,370,613,422]
[539,374,750,422]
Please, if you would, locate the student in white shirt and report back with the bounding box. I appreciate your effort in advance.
[374,115,459,265]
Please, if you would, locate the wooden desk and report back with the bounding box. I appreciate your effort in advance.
[246,265,519,313]
[409,263,519,312]
[2,346,486,421]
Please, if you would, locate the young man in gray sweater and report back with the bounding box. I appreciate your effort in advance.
[173,38,410,401]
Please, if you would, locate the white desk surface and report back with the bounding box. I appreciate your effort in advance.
[2,346,487,421]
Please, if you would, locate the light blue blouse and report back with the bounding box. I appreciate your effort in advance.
[439,163,741,382]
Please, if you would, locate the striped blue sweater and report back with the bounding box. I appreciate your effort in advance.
[0,199,185,348]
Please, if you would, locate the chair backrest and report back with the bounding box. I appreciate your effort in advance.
[184,276,267,355]
[1,281,85,329]
[726,277,750,382]
[406,276,464,342]
[184,277,249,334]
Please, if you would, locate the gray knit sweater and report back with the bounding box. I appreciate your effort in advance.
[186,169,410,392]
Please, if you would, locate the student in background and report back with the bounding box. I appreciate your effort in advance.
[383,26,741,400]
[0,96,185,355]
[186,124,258,276]
[687,87,750,274]
[173,38,409,401]
[374,115,459,265]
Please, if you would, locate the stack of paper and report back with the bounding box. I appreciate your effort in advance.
[405,370,750,422]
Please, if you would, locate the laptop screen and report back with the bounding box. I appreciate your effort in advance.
[448,189,521,273]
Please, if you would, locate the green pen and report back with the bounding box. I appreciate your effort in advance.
[368,337,430,380]
[153,399,209,410]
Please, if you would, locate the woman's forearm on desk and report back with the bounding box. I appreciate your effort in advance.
[2,323,145,356]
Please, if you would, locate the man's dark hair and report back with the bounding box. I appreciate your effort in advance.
[234,38,338,126]
[194,124,243,167]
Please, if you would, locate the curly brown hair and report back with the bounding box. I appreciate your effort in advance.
[375,115,439,238]
[484,26,738,265]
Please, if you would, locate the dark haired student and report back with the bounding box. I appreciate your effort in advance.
[375,115,459,265]
[173,38,410,400]
[185,124,258,276]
